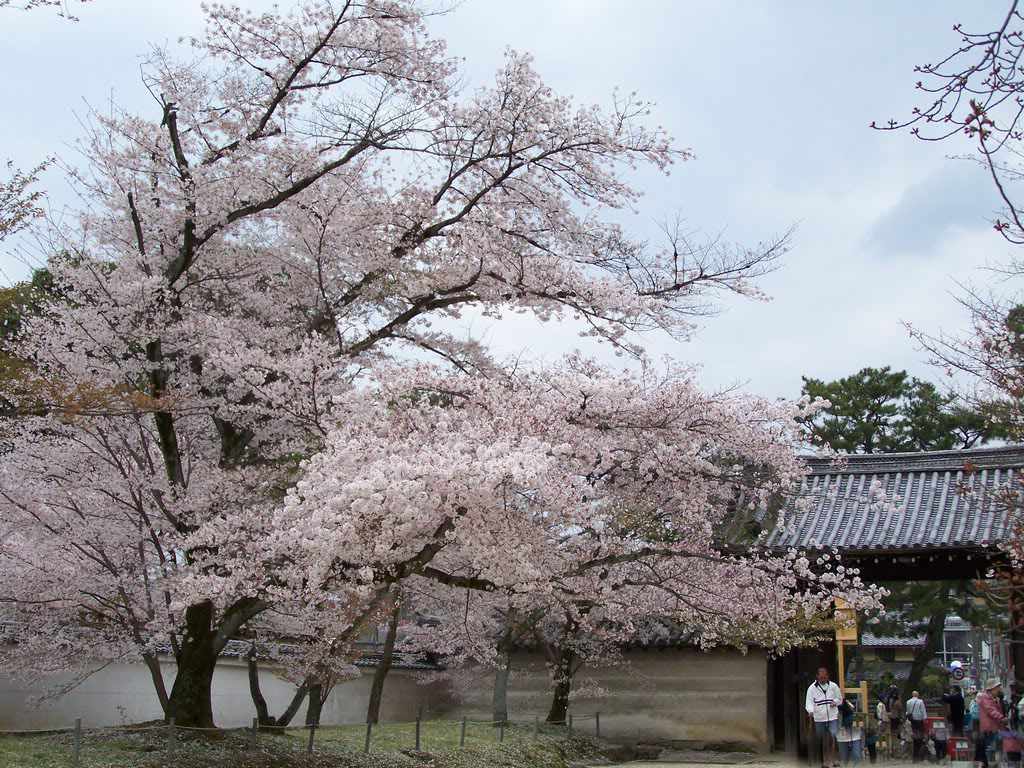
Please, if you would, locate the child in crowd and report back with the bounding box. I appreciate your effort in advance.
[864,711,878,764]
[837,718,863,764]
[931,717,949,765]
[837,701,862,764]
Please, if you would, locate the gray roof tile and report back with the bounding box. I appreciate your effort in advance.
[860,632,925,647]
[764,445,1024,552]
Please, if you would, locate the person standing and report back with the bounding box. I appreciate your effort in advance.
[906,690,927,763]
[931,716,949,765]
[974,678,1008,768]
[943,685,966,736]
[837,717,863,765]
[967,687,979,745]
[888,685,905,754]
[806,667,843,768]
[869,698,886,764]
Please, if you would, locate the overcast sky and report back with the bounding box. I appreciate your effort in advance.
[0,0,1014,399]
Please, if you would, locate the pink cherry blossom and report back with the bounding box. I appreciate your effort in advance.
[0,0,873,728]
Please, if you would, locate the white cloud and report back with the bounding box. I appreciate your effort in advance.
[1,0,1016,399]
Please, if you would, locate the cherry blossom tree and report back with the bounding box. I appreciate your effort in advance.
[877,0,1024,685]
[371,361,883,724]
[364,588,401,725]
[0,0,88,17]
[0,161,49,246]
[0,0,867,729]
[875,0,1024,557]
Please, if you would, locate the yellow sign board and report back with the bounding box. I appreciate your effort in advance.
[834,597,858,641]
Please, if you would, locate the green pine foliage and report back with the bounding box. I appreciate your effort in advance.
[800,366,993,454]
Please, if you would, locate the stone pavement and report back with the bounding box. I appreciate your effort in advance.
[602,761,765,767]
[582,751,787,767]
[599,760,940,768]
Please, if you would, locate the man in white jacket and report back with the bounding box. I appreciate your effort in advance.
[806,667,843,768]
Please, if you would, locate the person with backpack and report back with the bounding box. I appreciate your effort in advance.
[906,690,927,763]
[836,694,862,764]
[967,687,980,743]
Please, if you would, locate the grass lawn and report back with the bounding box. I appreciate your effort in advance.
[0,720,604,768]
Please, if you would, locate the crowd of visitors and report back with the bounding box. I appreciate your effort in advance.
[806,669,1024,766]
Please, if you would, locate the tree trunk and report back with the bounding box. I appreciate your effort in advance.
[166,601,218,728]
[276,679,310,728]
[366,596,401,724]
[246,645,310,728]
[247,645,273,726]
[904,584,951,698]
[306,682,324,726]
[545,646,576,725]
[141,650,170,716]
[492,651,512,724]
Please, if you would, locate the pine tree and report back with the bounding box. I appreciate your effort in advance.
[801,367,999,696]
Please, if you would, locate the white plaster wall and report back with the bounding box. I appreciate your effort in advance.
[0,655,439,730]
[0,647,770,749]
[440,648,770,749]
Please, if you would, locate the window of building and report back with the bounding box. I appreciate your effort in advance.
[939,629,973,666]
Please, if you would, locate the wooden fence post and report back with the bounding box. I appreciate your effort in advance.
[460,717,467,749]
[595,711,600,739]
[567,713,573,737]
[415,713,421,750]
[165,717,176,764]
[364,720,372,753]
[306,722,316,754]
[250,717,258,749]
[499,718,505,743]
[72,717,81,768]
[533,716,539,742]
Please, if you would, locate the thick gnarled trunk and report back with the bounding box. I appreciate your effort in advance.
[165,596,268,728]
[166,602,218,728]
[492,652,512,724]
[545,646,576,725]
[306,682,324,726]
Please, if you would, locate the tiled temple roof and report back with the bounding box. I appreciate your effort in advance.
[763,445,1024,553]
